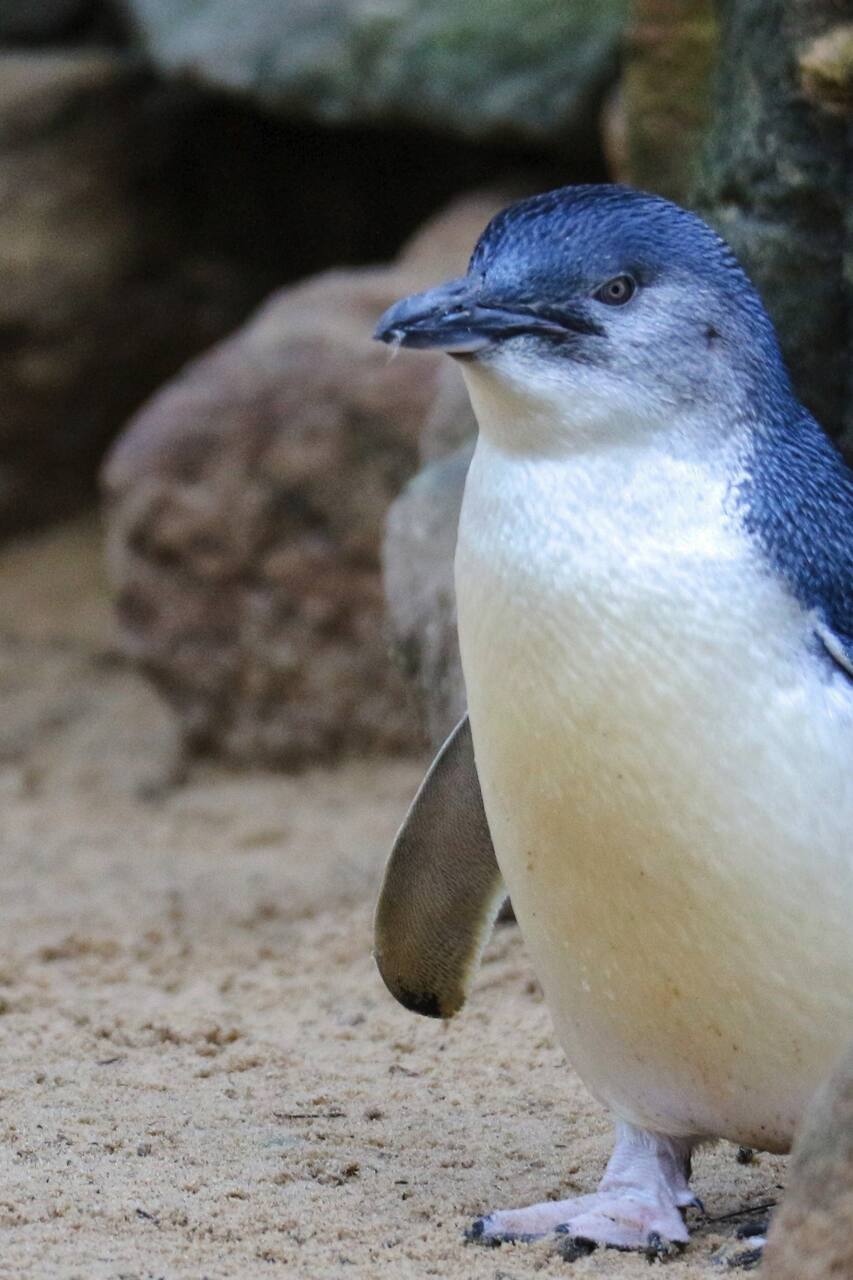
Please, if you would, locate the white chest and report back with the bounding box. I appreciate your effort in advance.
[456,434,807,737]
[455,433,853,1148]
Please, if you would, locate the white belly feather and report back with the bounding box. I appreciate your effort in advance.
[456,431,853,1151]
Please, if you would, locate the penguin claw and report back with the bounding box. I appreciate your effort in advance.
[555,1231,597,1262]
[554,1226,684,1263]
[645,1231,685,1261]
[464,1216,535,1247]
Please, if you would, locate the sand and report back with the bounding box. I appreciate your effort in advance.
[0,518,785,1278]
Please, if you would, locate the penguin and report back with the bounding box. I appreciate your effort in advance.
[373,184,853,1252]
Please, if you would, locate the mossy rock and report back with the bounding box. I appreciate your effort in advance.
[694,0,849,441]
[123,0,627,148]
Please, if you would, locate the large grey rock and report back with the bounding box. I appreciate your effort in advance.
[417,362,477,464]
[103,191,509,766]
[383,444,471,750]
[694,0,850,442]
[120,0,627,149]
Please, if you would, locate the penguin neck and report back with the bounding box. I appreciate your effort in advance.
[457,357,746,468]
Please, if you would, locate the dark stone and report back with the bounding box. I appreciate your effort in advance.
[0,0,97,43]
[694,0,850,442]
[0,54,283,536]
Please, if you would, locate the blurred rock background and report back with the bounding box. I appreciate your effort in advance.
[1,0,850,768]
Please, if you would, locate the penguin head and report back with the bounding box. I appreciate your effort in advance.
[375,185,791,446]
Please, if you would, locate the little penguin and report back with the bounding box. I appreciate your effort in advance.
[372,184,853,1253]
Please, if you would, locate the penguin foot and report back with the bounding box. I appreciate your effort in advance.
[554,1199,689,1254]
[467,1121,697,1252]
[468,1191,689,1251]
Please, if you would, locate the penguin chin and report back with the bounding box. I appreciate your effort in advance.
[455,342,666,457]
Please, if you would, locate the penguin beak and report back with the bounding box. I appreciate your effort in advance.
[374,276,597,353]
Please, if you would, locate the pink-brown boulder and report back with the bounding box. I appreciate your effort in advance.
[102,192,510,765]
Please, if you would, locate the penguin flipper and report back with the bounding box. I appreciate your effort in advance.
[374,714,504,1019]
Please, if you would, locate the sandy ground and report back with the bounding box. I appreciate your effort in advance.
[0,519,786,1279]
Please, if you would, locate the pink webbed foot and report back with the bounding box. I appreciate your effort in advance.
[467,1122,699,1255]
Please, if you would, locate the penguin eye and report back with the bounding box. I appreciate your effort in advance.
[593,275,636,306]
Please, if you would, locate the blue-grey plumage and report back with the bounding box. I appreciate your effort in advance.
[374,185,853,1252]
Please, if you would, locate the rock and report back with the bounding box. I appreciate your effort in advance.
[383,445,471,750]
[612,2,849,443]
[618,0,716,204]
[381,351,475,750]
[103,191,510,766]
[120,0,627,151]
[763,1040,853,1279]
[103,270,435,764]
[0,0,97,42]
[798,23,853,116]
[600,85,629,186]
[377,199,488,748]
[0,51,277,537]
[416,362,478,464]
[0,52,155,533]
[396,187,528,284]
[694,0,849,442]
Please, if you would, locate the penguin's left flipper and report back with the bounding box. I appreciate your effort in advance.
[374,715,505,1019]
